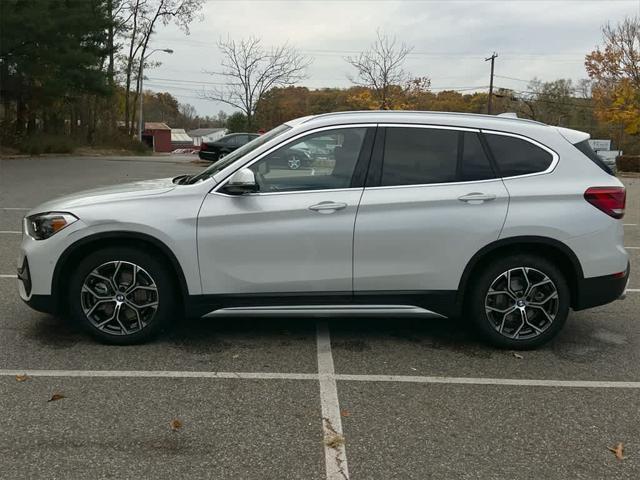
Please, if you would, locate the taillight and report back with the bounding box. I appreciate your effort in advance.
[584,186,626,219]
[200,143,207,151]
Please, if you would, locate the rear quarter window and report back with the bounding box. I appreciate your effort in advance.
[484,133,553,177]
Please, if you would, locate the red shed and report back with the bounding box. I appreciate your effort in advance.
[142,122,172,152]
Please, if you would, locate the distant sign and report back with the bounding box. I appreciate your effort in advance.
[597,150,622,162]
[589,139,612,151]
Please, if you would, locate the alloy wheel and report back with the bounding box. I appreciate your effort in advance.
[287,155,301,169]
[484,267,559,340]
[80,261,159,336]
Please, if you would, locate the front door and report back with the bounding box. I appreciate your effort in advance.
[197,126,375,295]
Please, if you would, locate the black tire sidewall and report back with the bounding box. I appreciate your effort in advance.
[68,246,176,345]
[468,254,570,349]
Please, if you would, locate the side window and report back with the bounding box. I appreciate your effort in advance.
[460,132,496,181]
[381,127,457,186]
[484,133,553,177]
[249,127,368,193]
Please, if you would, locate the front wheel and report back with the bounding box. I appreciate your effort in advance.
[468,254,570,349]
[68,247,177,344]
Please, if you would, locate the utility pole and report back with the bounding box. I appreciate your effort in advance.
[485,52,498,115]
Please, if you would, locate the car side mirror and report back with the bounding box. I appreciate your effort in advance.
[224,168,259,195]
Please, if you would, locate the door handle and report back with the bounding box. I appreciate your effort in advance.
[458,192,496,204]
[308,201,348,213]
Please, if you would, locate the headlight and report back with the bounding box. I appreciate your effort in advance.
[25,212,78,240]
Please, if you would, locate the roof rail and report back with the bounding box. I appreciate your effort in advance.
[301,110,547,126]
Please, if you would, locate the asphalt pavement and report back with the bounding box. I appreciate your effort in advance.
[0,155,638,479]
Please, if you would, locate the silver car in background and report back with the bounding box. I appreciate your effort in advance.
[18,111,629,349]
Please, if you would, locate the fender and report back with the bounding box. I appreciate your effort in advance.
[51,230,190,308]
[456,235,584,308]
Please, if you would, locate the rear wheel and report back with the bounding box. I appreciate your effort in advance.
[68,247,177,344]
[468,254,570,349]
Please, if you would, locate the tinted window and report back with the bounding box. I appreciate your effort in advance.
[485,134,553,177]
[250,127,368,192]
[381,128,458,186]
[229,135,244,146]
[460,132,495,181]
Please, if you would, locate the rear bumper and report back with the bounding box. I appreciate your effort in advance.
[573,262,630,310]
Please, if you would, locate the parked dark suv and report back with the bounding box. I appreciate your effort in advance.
[199,133,260,161]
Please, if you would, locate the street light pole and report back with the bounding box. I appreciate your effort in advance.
[138,48,174,142]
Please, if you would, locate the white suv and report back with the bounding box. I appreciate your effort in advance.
[17,111,629,348]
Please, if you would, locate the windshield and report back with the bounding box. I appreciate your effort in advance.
[187,124,292,184]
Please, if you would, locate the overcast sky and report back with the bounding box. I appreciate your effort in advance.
[146,0,640,117]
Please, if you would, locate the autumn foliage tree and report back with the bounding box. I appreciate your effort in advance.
[585,17,640,135]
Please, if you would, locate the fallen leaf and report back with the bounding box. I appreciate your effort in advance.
[340,409,351,417]
[512,353,524,359]
[232,354,239,359]
[15,374,29,382]
[410,367,417,371]
[324,434,345,449]
[170,419,183,431]
[48,393,65,402]
[608,442,625,460]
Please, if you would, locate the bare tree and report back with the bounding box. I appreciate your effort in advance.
[203,36,311,129]
[346,30,414,109]
[118,0,204,135]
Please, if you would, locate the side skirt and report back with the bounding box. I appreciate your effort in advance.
[185,290,458,319]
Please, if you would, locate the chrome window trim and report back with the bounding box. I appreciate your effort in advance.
[480,129,560,179]
[212,186,363,198]
[212,123,377,196]
[365,177,505,191]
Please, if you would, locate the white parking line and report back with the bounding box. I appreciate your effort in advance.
[626,246,640,250]
[0,369,316,380]
[626,288,640,292]
[624,223,637,226]
[0,275,17,279]
[334,374,640,389]
[0,231,21,234]
[0,207,30,211]
[317,322,349,480]
[2,368,640,389]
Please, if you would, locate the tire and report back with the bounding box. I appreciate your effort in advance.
[68,246,177,345]
[467,254,570,349]
[217,152,226,161]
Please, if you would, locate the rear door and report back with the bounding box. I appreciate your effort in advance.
[353,125,509,295]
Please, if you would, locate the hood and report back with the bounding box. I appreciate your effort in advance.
[29,177,178,214]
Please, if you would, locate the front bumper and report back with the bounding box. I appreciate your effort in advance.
[17,255,56,314]
[573,262,630,310]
